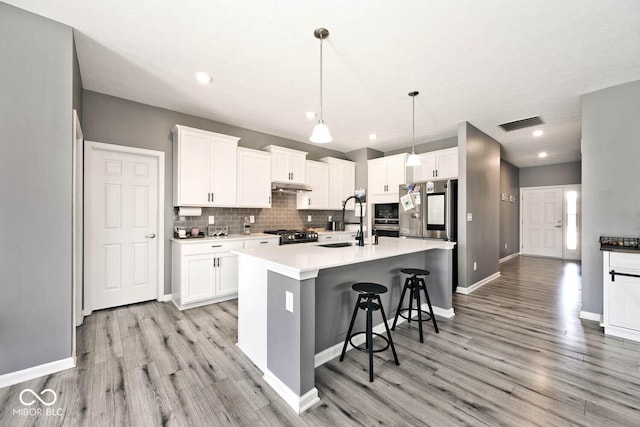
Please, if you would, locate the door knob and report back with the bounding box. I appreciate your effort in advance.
[145,233,156,238]
[554,225,562,228]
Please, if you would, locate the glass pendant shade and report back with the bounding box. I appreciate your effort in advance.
[406,152,421,166]
[309,121,332,143]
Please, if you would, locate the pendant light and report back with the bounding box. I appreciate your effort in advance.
[406,91,421,166]
[309,28,332,143]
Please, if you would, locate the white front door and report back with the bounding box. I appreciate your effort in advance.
[521,187,563,257]
[85,142,163,311]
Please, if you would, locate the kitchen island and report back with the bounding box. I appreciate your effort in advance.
[232,237,456,413]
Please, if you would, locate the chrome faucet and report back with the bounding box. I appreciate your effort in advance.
[342,195,365,246]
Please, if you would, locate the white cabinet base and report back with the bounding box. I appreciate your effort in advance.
[603,251,640,342]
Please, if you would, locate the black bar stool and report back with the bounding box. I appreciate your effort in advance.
[391,268,439,342]
[340,282,399,382]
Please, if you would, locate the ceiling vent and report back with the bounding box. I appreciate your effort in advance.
[498,116,544,132]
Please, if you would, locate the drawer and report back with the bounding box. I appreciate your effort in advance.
[181,240,244,256]
[318,234,338,241]
[244,238,279,248]
[610,252,640,271]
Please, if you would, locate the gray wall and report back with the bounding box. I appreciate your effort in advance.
[82,91,348,295]
[457,122,501,289]
[581,80,640,314]
[72,36,83,121]
[0,3,73,374]
[500,160,520,258]
[519,162,581,188]
[384,136,458,157]
[345,147,383,200]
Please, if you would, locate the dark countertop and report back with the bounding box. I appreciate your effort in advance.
[600,244,640,254]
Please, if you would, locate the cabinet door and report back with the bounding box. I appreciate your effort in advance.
[413,153,437,182]
[216,252,239,297]
[435,148,458,179]
[183,253,216,303]
[298,161,329,209]
[271,150,291,182]
[609,274,640,330]
[289,151,307,184]
[238,149,271,207]
[385,155,408,193]
[368,158,388,196]
[211,138,237,206]
[341,162,356,210]
[177,130,212,205]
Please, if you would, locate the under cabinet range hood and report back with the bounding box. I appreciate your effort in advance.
[271,181,312,193]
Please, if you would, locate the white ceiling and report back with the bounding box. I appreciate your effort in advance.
[7,0,640,167]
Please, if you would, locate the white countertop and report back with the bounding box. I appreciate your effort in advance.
[232,237,455,279]
[171,233,279,244]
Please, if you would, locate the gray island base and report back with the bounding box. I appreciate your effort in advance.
[233,237,455,413]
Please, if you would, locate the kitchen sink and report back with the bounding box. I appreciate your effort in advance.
[317,242,366,248]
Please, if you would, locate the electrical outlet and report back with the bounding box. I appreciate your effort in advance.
[249,215,255,224]
[328,215,332,221]
[473,262,477,271]
[504,243,508,249]
[208,216,215,224]
[307,215,312,223]
[467,213,473,222]
[285,291,293,313]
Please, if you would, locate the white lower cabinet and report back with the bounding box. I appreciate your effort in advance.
[603,251,640,342]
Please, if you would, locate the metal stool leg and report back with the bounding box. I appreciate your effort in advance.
[391,277,410,330]
[378,296,399,366]
[407,281,414,323]
[420,278,439,333]
[366,296,374,382]
[414,276,424,343]
[340,295,362,361]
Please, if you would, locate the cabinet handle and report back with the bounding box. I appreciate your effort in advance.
[259,241,269,244]
[211,245,222,248]
[308,198,311,206]
[211,193,214,202]
[208,193,211,202]
[326,236,333,239]
[610,269,640,282]
[268,196,271,204]
[436,170,438,177]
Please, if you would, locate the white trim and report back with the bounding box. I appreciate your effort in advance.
[579,311,602,323]
[605,325,640,342]
[84,141,165,314]
[456,272,501,295]
[0,357,75,389]
[158,294,173,302]
[314,304,453,368]
[499,252,520,263]
[262,370,320,414]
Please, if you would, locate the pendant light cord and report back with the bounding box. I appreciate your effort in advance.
[412,94,416,153]
[319,36,324,122]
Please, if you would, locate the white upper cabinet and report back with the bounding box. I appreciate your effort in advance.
[237,147,272,208]
[173,125,239,207]
[263,145,307,184]
[368,153,408,197]
[297,161,329,209]
[413,147,459,181]
[320,157,356,210]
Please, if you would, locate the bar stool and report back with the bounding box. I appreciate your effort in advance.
[339,282,399,382]
[391,268,439,342]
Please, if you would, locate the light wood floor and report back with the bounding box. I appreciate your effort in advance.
[2,256,640,426]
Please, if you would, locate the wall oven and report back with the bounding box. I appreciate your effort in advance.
[373,202,399,237]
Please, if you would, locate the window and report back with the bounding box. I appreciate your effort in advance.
[566,191,577,250]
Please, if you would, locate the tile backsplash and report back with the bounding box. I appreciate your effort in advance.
[174,192,360,234]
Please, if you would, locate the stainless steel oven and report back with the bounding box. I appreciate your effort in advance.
[373,203,399,237]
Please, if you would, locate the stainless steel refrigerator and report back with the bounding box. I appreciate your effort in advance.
[399,179,458,290]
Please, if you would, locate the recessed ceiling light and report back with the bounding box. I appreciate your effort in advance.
[195,72,213,85]
[538,152,547,158]
[533,130,544,137]
[369,133,377,141]
[306,111,316,119]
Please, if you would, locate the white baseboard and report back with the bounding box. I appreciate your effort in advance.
[456,272,501,295]
[314,304,453,368]
[158,294,173,302]
[0,357,75,389]
[499,252,520,263]
[579,311,603,323]
[262,370,319,414]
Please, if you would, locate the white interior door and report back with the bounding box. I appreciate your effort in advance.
[86,142,163,311]
[521,187,563,257]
